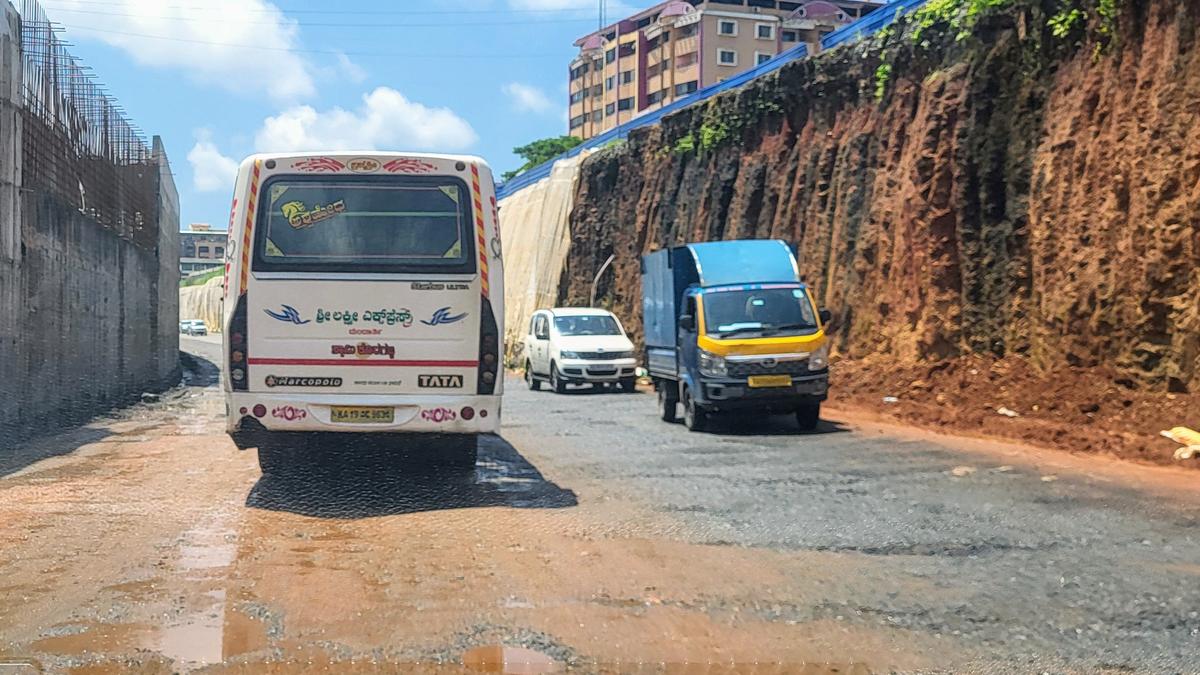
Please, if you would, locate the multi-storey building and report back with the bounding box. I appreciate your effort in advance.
[568,0,882,140]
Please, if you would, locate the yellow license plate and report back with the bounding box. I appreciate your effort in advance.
[330,406,394,424]
[747,375,793,388]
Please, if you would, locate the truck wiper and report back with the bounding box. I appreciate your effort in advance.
[716,327,766,338]
[762,322,816,335]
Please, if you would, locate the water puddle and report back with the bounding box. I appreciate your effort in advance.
[462,645,558,674]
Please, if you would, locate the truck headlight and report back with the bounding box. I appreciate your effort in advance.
[560,350,580,359]
[808,343,829,371]
[698,350,727,377]
[614,350,634,360]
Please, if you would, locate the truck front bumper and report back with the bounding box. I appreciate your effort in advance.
[698,372,828,411]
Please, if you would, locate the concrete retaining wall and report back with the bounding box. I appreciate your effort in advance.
[0,0,180,437]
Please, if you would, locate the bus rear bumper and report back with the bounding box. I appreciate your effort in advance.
[225,393,501,436]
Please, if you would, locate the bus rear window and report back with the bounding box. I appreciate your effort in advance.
[252,175,475,273]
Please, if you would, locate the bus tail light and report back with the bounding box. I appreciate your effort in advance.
[477,297,499,395]
[230,294,249,391]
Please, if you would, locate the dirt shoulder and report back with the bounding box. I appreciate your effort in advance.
[830,353,1198,469]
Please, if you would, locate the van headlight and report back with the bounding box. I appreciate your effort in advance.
[560,350,580,359]
[808,343,829,371]
[698,350,727,377]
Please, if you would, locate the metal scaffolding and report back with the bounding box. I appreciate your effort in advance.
[17,0,158,249]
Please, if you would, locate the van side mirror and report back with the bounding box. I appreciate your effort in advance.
[819,309,833,325]
[679,314,696,332]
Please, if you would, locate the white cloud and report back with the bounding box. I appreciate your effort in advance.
[502,82,554,114]
[187,131,239,192]
[254,87,478,153]
[52,0,315,102]
[335,53,368,85]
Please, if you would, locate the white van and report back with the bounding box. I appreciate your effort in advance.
[220,153,504,471]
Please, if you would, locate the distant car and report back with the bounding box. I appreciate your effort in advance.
[181,320,207,336]
[524,308,637,393]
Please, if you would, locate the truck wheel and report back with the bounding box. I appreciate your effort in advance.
[682,388,709,432]
[550,363,568,394]
[658,385,679,422]
[620,377,637,393]
[524,361,541,391]
[796,404,821,432]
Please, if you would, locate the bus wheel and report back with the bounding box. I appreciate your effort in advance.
[257,442,285,475]
[682,388,708,432]
[550,363,568,394]
[444,434,478,469]
[525,362,541,391]
[657,384,678,422]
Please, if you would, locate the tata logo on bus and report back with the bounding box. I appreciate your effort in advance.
[347,157,381,173]
[418,374,464,389]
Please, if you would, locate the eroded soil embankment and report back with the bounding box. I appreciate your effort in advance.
[562,0,1200,465]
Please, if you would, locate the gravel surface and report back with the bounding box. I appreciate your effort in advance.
[0,340,1196,673]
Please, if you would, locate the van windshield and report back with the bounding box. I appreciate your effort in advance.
[702,286,818,338]
[554,315,622,336]
[253,175,474,273]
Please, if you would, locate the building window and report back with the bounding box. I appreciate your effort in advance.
[620,70,634,85]
[718,20,737,36]
[197,246,209,257]
[605,48,616,64]
[676,51,698,68]
[674,80,698,96]
[606,76,615,90]
[618,97,634,111]
[592,85,603,97]
[619,42,636,57]
[756,52,772,65]
[605,102,616,116]
[756,23,774,40]
[592,110,603,122]
[781,29,798,42]
[570,90,586,104]
[215,247,224,258]
[570,114,586,129]
[718,49,738,66]
[677,23,698,38]
[570,63,589,80]
[648,89,665,105]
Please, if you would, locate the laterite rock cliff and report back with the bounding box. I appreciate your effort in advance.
[564,0,1199,396]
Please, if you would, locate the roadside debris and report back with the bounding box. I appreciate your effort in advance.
[883,396,900,404]
[997,407,1020,418]
[1160,427,1200,460]
[950,466,976,477]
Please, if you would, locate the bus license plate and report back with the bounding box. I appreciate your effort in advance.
[747,375,793,388]
[330,406,394,424]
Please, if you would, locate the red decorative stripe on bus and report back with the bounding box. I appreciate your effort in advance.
[468,164,490,298]
[238,161,262,294]
[248,358,480,368]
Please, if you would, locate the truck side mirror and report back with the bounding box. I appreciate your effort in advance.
[819,309,833,325]
[679,314,696,332]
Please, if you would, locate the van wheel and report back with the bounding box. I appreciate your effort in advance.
[525,362,541,391]
[550,363,568,394]
[796,404,821,432]
[657,384,678,422]
[682,388,708,432]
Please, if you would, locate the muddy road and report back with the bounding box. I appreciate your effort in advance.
[0,338,1198,673]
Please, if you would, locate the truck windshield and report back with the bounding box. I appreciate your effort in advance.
[554,315,622,336]
[702,287,818,337]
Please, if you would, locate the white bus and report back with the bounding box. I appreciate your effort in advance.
[220,153,504,472]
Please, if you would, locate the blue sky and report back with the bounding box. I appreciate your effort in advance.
[36,0,656,230]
